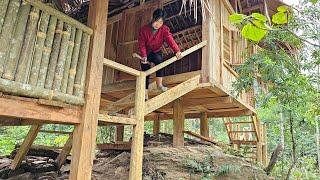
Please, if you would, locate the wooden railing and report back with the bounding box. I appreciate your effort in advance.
[0,0,92,105]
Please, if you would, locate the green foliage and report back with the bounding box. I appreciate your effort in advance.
[184,154,215,179]
[241,23,267,42]
[215,164,241,176]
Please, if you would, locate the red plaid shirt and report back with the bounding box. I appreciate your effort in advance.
[138,24,180,58]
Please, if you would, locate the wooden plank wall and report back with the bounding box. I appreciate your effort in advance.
[103,0,203,82]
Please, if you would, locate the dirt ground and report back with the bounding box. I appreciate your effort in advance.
[0,133,271,180]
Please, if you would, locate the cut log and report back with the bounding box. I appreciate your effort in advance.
[0,0,10,33]
[0,0,20,76]
[61,27,76,93]
[44,20,63,89]
[264,143,283,175]
[29,12,51,85]
[2,2,31,80]
[0,78,84,105]
[37,16,58,88]
[52,24,72,92]
[66,29,82,95]
[15,7,40,83]
[73,33,90,97]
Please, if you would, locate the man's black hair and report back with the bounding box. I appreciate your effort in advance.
[152,8,166,22]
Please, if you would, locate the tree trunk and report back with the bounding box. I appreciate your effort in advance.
[316,116,320,172]
[264,143,283,175]
[285,111,297,180]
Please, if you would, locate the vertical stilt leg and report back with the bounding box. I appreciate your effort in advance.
[129,72,146,180]
[173,98,184,147]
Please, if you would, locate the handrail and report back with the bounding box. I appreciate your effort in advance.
[145,41,207,76]
[26,0,93,35]
[103,58,141,76]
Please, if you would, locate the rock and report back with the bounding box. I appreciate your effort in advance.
[7,172,33,180]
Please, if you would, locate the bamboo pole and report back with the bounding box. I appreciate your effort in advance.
[66,29,82,95]
[74,33,90,97]
[29,11,50,85]
[0,0,10,34]
[0,78,84,105]
[52,24,72,92]
[61,27,76,93]
[2,2,31,80]
[44,19,63,89]
[37,16,57,88]
[15,7,40,83]
[0,0,20,76]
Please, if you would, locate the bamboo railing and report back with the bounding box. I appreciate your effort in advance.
[0,0,92,105]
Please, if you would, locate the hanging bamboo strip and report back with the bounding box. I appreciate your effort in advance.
[0,0,10,34]
[0,78,84,105]
[52,24,72,92]
[29,11,50,85]
[15,7,40,83]
[61,27,76,93]
[3,2,31,80]
[0,0,20,76]
[73,33,90,97]
[37,16,58,88]
[45,20,63,89]
[66,29,82,95]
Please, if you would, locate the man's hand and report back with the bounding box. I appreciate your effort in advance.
[141,57,149,64]
[176,51,182,60]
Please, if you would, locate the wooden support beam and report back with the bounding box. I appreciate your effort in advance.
[100,92,135,113]
[262,123,268,166]
[183,131,217,144]
[129,73,146,180]
[39,130,72,135]
[97,142,131,150]
[0,96,81,124]
[153,118,160,135]
[101,80,135,93]
[115,125,124,142]
[104,58,140,76]
[98,114,136,125]
[10,125,42,170]
[144,75,200,115]
[55,133,73,169]
[200,112,209,138]
[145,42,207,76]
[69,0,108,179]
[173,99,184,147]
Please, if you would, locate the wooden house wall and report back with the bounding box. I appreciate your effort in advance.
[103,0,203,82]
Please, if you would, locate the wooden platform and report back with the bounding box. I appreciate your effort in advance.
[100,71,256,121]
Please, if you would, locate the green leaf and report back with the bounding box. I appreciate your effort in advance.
[252,20,267,29]
[241,23,267,42]
[277,6,288,12]
[272,12,288,24]
[229,13,246,24]
[252,13,267,22]
[309,0,318,4]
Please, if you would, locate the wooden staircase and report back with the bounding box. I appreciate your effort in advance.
[224,115,267,165]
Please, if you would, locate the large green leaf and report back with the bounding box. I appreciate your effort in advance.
[252,13,267,22]
[229,13,246,24]
[241,23,267,42]
[277,6,288,12]
[272,12,288,24]
[309,0,319,4]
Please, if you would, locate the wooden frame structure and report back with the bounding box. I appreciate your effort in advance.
[0,0,270,179]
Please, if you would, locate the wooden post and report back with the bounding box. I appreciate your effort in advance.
[256,123,263,164]
[69,0,108,179]
[129,72,146,180]
[55,133,73,169]
[153,118,160,135]
[10,125,41,170]
[262,123,268,166]
[173,98,184,147]
[200,112,209,138]
[115,125,124,142]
